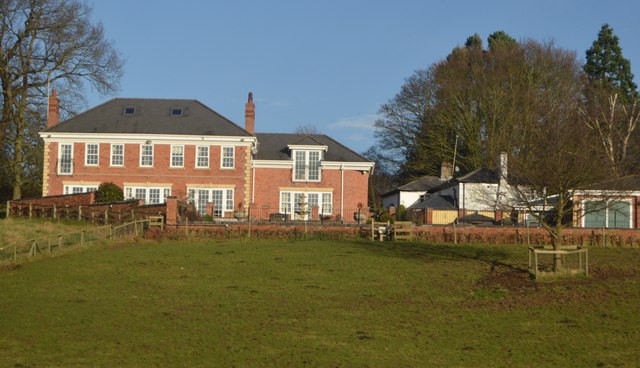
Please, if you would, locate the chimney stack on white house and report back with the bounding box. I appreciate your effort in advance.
[498,151,508,187]
[245,92,255,134]
[440,161,453,180]
[47,89,60,128]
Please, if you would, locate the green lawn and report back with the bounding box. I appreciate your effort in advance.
[1,239,639,367]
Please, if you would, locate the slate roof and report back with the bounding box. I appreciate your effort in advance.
[382,175,446,197]
[428,167,503,193]
[254,133,370,162]
[585,175,640,191]
[408,194,456,210]
[43,98,252,137]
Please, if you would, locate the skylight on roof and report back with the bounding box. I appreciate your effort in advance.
[170,107,183,117]
[123,106,136,115]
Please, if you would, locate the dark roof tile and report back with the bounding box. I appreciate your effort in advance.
[254,133,369,162]
[44,98,251,137]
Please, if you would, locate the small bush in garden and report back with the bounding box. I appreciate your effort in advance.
[94,182,124,203]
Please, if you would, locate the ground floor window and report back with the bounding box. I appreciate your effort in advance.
[583,200,631,229]
[280,191,332,220]
[187,187,234,217]
[63,185,98,194]
[124,186,171,204]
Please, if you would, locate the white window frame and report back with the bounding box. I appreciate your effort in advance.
[170,145,184,168]
[63,185,98,195]
[582,199,633,229]
[58,143,74,175]
[196,145,209,168]
[85,143,99,166]
[280,191,332,220]
[110,144,124,167]
[140,144,154,167]
[221,146,235,169]
[292,150,322,182]
[124,185,171,204]
[187,187,235,216]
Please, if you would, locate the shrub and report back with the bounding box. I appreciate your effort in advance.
[94,182,124,203]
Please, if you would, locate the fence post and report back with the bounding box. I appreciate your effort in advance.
[185,217,189,236]
[131,209,135,221]
[29,203,33,219]
[30,240,37,256]
[104,209,108,225]
[6,200,10,218]
[78,206,82,221]
[81,230,85,246]
[48,236,52,254]
[109,225,113,240]
[134,221,138,237]
[52,204,57,220]
[58,234,63,249]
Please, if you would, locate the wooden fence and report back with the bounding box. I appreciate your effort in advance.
[0,219,158,265]
[6,200,166,226]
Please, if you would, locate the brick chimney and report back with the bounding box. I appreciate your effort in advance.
[47,89,60,128]
[245,92,255,134]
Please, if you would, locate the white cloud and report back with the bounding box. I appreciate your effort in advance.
[329,113,378,130]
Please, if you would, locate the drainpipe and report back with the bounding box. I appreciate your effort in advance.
[340,163,344,221]
[251,162,256,204]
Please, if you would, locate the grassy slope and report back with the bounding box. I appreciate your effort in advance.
[0,239,639,367]
[0,218,95,246]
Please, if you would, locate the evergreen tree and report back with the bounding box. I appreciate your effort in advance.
[487,31,517,50]
[584,24,638,102]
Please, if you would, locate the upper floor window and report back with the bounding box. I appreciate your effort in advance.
[171,145,184,168]
[85,143,99,166]
[221,146,234,169]
[140,144,153,167]
[111,144,124,166]
[196,146,209,168]
[123,106,136,116]
[293,150,322,182]
[58,143,73,175]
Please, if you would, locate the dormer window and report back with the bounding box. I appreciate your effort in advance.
[123,106,136,115]
[170,106,183,117]
[293,150,322,182]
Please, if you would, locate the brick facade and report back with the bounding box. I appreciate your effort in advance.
[44,141,250,207]
[39,95,373,219]
[252,167,369,220]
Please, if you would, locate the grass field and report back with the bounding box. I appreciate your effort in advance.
[1,238,639,367]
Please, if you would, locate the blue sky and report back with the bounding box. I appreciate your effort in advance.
[87,0,640,153]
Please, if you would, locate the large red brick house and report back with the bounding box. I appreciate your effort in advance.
[39,92,373,221]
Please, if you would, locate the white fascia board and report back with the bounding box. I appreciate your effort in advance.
[321,161,375,171]
[287,144,328,151]
[253,160,294,169]
[39,132,256,146]
[574,190,640,197]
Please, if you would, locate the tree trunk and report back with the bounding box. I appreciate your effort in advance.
[553,193,565,272]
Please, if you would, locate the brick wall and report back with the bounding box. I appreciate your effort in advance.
[151,223,640,247]
[9,192,95,207]
[252,167,369,220]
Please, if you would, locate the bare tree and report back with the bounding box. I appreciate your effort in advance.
[293,124,322,135]
[581,92,640,177]
[0,0,123,199]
